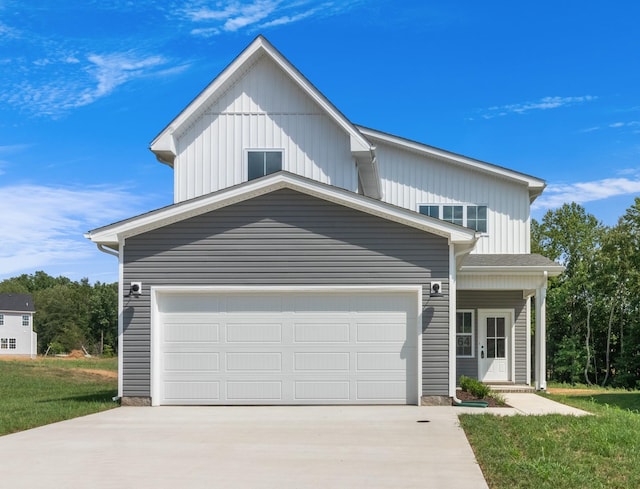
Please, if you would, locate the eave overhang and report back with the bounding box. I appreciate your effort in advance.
[86,171,477,248]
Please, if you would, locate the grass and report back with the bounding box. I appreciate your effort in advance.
[0,357,118,436]
[459,386,640,489]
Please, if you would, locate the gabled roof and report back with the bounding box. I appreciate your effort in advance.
[86,171,477,248]
[358,126,547,203]
[150,35,382,196]
[0,293,35,313]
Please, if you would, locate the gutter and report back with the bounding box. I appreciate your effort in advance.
[97,244,119,258]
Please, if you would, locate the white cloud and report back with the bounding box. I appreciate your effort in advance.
[0,184,145,280]
[482,95,597,119]
[1,51,187,116]
[184,0,355,35]
[185,0,279,32]
[533,176,640,211]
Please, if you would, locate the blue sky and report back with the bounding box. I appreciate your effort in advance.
[1,1,639,283]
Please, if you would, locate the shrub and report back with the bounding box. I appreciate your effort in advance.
[459,375,491,399]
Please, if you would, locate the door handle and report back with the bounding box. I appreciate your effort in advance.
[480,346,485,359]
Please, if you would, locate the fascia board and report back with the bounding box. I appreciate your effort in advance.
[358,126,546,192]
[87,173,476,245]
[460,266,565,277]
[150,36,372,163]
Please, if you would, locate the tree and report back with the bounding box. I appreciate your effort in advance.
[0,271,118,355]
[532,203,604,384]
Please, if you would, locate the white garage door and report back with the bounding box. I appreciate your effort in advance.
[155,289,419,405]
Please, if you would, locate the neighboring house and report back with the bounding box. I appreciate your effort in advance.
[86,36,563,406]
[0,293,37,358]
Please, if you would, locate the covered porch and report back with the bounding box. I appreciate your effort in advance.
[454,254,564,390]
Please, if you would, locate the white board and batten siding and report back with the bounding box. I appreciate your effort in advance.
[152,288,420,405]
[373,141,532,254]
[173,55,358,203]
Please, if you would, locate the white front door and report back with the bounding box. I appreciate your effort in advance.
[478,310,513,382]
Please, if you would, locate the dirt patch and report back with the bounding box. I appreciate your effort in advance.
[547,388,602,396]
[456,389,510,408]
[74,368,117,380]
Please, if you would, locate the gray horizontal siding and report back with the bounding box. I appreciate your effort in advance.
[122,189,450,399]
[456,290,527,384]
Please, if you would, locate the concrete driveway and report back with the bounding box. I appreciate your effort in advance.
[0,406,488,489]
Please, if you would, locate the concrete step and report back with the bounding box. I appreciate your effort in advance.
[487,384,536,393]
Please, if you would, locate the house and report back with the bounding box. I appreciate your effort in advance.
[0,293,37,358]
[86,36,563,406]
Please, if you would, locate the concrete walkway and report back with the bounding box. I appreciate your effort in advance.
[0,406,489,489]
[455,393,591,416]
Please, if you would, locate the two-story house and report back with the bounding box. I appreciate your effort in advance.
[0,293,37,358]
[86,36,563,406]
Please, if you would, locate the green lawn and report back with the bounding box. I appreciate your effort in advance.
[0,357,118,436]
[459,388,640,489]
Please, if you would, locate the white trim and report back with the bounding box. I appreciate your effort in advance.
[117,239,124,399]
[149,284,422,406]
[477,308,515,382]
[449,245,457,397]
[87,172,478,246]
[526,297,532,385]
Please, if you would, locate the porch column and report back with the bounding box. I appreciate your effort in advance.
[535,272,548,390]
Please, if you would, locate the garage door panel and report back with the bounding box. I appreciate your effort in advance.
[226,352,282,371]
[227,381,282,400]
[357,381,406,400]
[158,290,418,405]
[295,381,350,401]
[293,322,350,343]
[164,352,220,372]
[164,381,220,402]
[227,295,283,312]
[294,352,350,371]
[357,352,407,371]
[226,322,283,343]
[356,320,407,343]
[164,318,220,342]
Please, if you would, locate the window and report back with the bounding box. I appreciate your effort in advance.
[419,205,440,218]
[443,205,464,226]
[0,314,3,325]
[456,311,474,357]
[0,338,7,349]
[247,151,282,180]
[467,206,487,233]
[8,338,16,349]
[418,204,488,232]
[22,315,30,327]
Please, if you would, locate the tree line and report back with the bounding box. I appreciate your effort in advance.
[0,272,117,356]
[533,197,640,388]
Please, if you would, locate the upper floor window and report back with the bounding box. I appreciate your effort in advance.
[419,204,488,233]
[466,206,487,233]
[443,205,463,226]
[247,150,282,181]
[22,315,30,327]
[0,314,3,326]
